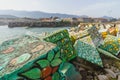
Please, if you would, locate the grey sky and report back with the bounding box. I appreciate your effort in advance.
[0,0,119,18]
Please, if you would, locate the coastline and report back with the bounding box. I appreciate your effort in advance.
[8,21,79,28]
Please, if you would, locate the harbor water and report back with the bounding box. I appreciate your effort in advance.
[0,25,69,44]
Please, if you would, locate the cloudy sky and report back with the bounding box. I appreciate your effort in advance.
[0,0,119,17]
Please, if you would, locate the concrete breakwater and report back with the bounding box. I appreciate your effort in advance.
[8,21,79,27]
[2,25,120,80]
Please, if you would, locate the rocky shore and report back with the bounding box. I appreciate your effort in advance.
[1,23,120,80]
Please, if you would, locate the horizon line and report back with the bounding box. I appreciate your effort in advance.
[0,9,119,18]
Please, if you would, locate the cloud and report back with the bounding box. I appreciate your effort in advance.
[76,1,119,17]
[0,0,42,10]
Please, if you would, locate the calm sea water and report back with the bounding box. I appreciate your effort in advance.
[0,25,69,43]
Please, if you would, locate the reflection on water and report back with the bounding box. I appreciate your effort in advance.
[0,25,69,43]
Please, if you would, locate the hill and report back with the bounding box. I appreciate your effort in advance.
[0,10,80,18]
[0,15,18,18]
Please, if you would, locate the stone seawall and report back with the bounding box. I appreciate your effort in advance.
[8,21,79,27]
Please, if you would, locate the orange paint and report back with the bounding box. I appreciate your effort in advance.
[41,66,52,78]
[44,76,52,80]
[2,47,14,54]
[52,66,58,74]
[31,45,44,53]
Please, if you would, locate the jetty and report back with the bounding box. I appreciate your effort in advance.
[8,21,79,28]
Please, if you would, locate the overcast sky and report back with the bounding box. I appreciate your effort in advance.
[0,0,120,18]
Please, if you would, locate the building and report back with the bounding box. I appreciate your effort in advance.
[40,17,61,22]
[93,18,108,23]
[82,18,94,23]
[40,18,53,22]
[62,18,79,22]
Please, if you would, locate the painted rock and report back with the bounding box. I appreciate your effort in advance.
[101,31,107,39]
[87,26,103,47]
[108,27,117,36]
[0,66,3,71]
[97,48,120,60]
[0,56,10,71]
[21,68,41,79]
[0,61,9,71]
[44,29,69,43]
[99,35,120,56]
[31,44,44,53]
[47,50,54,62]
[51,58,62,67]
[2,47,14,54]
[36,59,49,68]
[59,62,82,80]
[44,76,52,80]
[52,66,59,74]
[52,72,60,80]
[79,36,95,47]
[41,66,52,78]
[55,51,60,58]
[53,46,60,53]
[74,40,103,67]
[9,53,31,66]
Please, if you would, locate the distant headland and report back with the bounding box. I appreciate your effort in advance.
[0,10,119,27]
